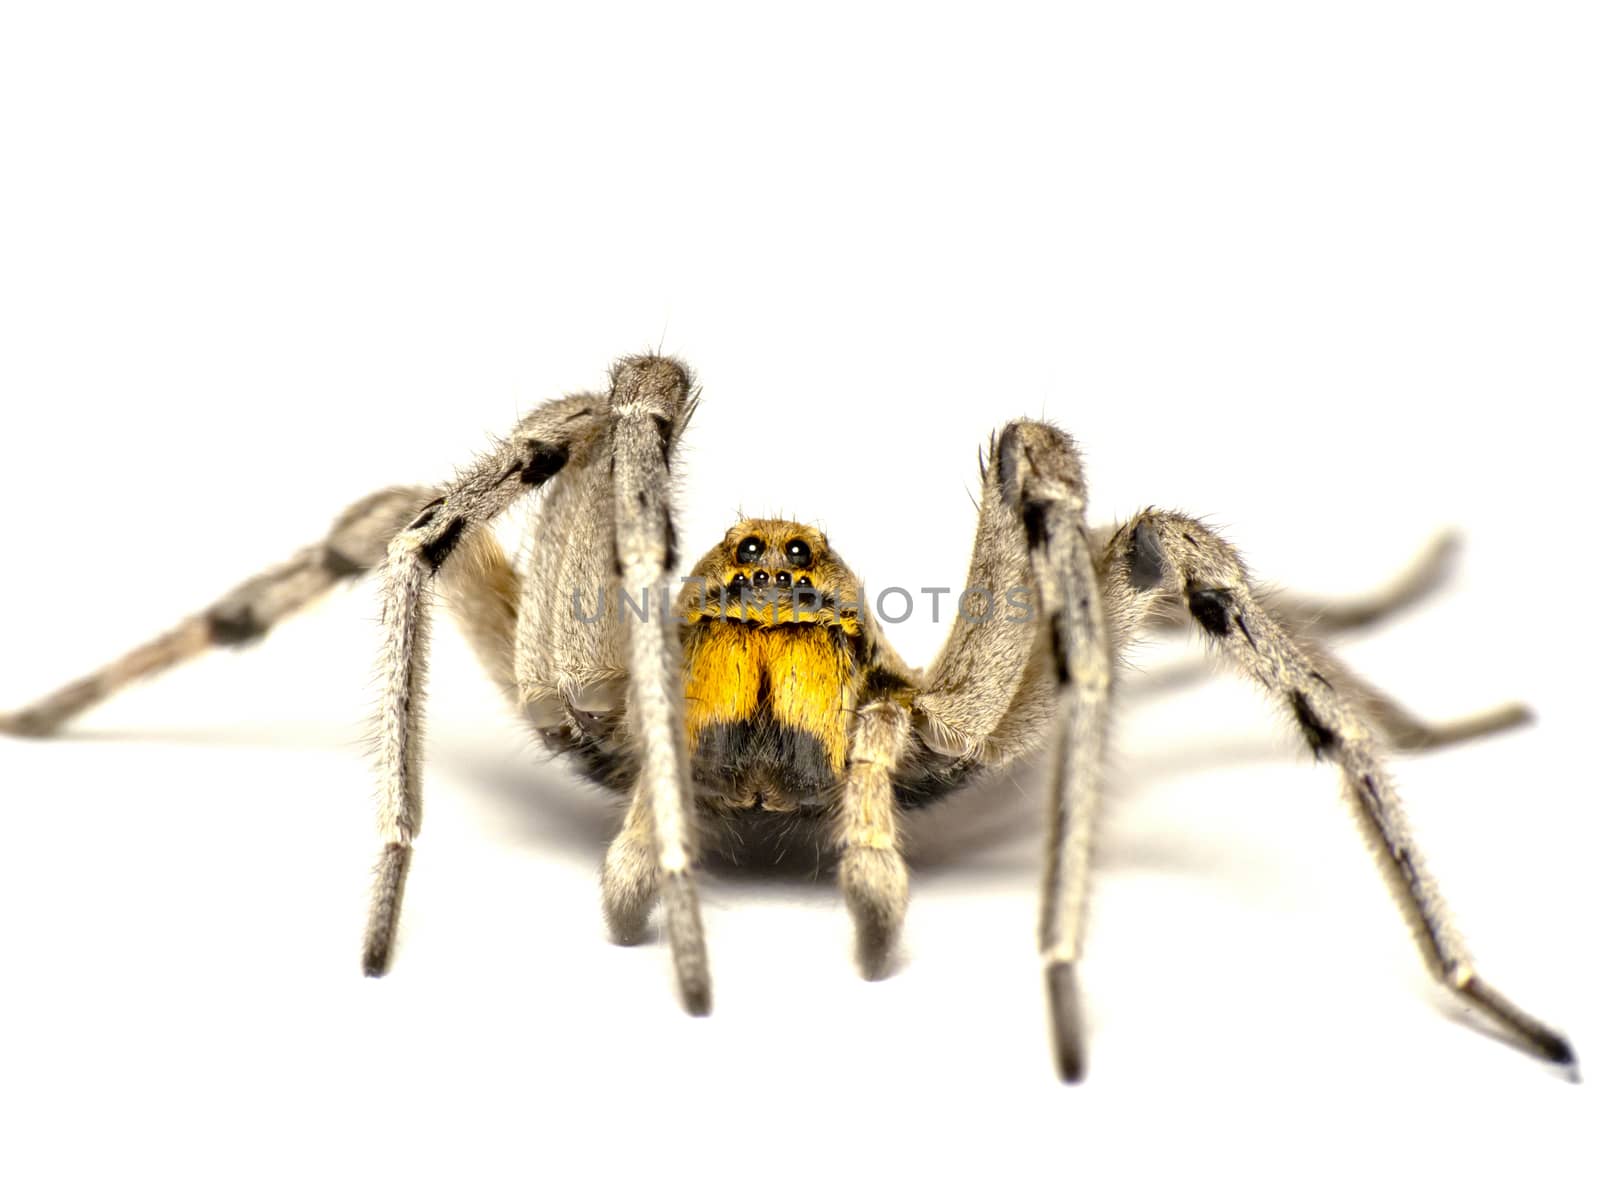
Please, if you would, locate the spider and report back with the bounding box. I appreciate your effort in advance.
[0,355,1575,1082]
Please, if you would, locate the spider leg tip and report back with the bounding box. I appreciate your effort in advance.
[660,870,713,1016]
[0,709,57,738]
[1535,1029,1577,1072]
[1045,961,1087,1084]
[1055,1050,1087,1085]
[679,976,713,1017]
[853,941,897,982]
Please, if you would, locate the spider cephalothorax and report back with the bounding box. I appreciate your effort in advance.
[678,519,869,814]
[0,354,1575,1082]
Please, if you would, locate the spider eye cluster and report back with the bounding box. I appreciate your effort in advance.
[736,537,764,564]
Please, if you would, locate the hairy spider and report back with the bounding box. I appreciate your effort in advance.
[0,355,1574,1082]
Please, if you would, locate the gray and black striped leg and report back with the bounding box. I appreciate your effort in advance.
[996,421,1113,1084]
[1114,528,1531,751]
[1101,509,1576,1072]
[0,486,435,738]
[1133,529,1462,641]
[1267,530,1531,749]
[606,358,710,1015]
[360,394,605,977]
[1303,654,1532,753]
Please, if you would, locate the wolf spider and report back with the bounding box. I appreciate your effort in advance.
[0,355,1575,1081]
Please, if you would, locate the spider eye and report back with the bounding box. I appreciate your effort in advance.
[736,536,764,565]
[785,539,812,568]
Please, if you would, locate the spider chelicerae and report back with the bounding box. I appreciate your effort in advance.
[0,355,1575,1082]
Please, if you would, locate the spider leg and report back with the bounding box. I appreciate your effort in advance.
[1267,529,1461,635]
[1293,650,1532,752]
[370,357,710,1009]
[600,792,659,942]
[359,390,607,976]
[1115,528,1531,750]
[1101,508,1575,1070]
[0,486,435,737]
[1126,527,1463,638]
[604,358,710,1014]
[437,525,524,704]
[1000,423,1112,1084]
[915,433,1052,771]
[914,420,1111,1081]
[835,694,913,978]
[1265,533,1530,748]
[1122,633,1532,753]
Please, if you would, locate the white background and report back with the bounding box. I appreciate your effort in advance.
[2,3,1596,1196]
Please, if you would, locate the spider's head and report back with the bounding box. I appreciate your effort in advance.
[678,519,862,633]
